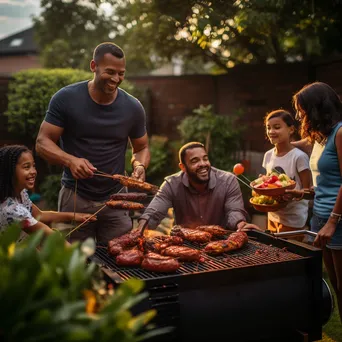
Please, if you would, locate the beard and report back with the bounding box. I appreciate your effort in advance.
[185,165,211,184]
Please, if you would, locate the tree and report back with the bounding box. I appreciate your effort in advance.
[33,0,114,69]
[111,0,342,73]
[34,0,342,73]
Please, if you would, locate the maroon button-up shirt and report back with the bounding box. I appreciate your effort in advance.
[140,167,248,230]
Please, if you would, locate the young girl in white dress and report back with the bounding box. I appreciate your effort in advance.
[262,110,311,238]
[0,145,95,241]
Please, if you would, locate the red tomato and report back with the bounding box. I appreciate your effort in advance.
[269,175,279,183]
[233,163,245,175]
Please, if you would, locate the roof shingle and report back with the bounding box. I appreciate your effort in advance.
[0,27,38,56]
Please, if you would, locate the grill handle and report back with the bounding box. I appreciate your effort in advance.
[270,230,317,238]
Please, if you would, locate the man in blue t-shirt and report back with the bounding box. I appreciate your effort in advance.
[36,42,150,243]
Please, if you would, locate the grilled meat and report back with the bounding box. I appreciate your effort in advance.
[111,174,159,194]
[110,192,148,201]
[144,236,184,252]
[171,226,212,243]
[204,231,248,255]
[141,252,180,273]
[107,230,141,255]
[108,244,124,256]
[116,249,144,267]
[195,225,227,237]
[106,200,144,210]
[160,246,203,262]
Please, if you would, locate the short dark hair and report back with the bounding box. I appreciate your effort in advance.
[0,145,31,202]
[93,42,125,64]
[179,142,206,164]
[264,109,295,128]
[293,82,342,143]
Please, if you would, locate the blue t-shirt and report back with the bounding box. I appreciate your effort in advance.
[311,122,342,218]
[44,81,146,201]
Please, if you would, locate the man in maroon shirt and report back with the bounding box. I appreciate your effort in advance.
[138,142,259,232]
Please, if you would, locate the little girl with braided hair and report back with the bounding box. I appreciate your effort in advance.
[0,145,96,241]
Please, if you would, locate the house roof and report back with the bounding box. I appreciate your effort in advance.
[0,27,38,56]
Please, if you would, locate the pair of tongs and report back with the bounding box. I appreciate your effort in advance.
[270,230,317,238]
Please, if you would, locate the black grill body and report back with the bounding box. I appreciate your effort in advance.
[92,231,324,342]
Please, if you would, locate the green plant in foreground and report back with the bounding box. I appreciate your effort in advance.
[0,223,170,341]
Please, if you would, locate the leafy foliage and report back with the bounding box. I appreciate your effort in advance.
[126,135,173,186]
[33,0,114,70]
[178,104,244,170]
[88,0,342,73]
[4,68,145,141]
[40,173,62,210]
[0,223,170,342]
[32,1,342,74]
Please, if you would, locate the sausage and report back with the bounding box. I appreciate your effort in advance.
[108,244,124,256]
[204,231,248,255]
[144,236,184,252]
[195,225,227,237]
[160,246,202,262]
[111,174,159,194]
[171,226,212,243]
[106,200,144,210]
[109,192,148,201]
[107,229,141,251]
[141,252,180,273]
[116,249,144,266]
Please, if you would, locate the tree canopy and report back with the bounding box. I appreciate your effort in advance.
[33,0,342,74]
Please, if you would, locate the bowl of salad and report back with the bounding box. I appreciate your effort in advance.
[250,173,296,196]
[249,195,288,212]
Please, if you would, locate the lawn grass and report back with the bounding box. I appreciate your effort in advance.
[320,270,342,342]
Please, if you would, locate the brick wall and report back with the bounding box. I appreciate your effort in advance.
[128,75,216,138]
[313,58,342,97]
[0,55,41,75]
[128,62,310,152]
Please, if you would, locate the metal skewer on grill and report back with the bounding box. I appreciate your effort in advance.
[93,170,159,194]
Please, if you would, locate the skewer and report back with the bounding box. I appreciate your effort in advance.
[93,173,114,179]
[234,175,252,189]
[85,202,148,209]
[65,204,107,238]
[94,169,112,176]
[239,174,252,184]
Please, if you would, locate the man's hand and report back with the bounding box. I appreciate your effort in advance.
[68,157,97,179]
[131,164,146,182]
[236,221,262,232]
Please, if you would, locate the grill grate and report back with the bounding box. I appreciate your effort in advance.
[94,236,304,281]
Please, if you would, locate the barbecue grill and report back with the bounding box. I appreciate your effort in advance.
[91,230,333,342]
